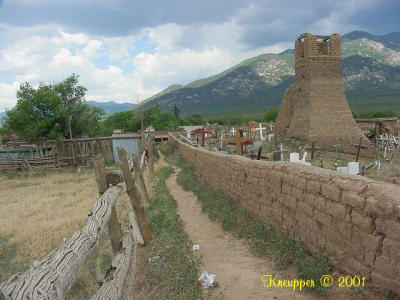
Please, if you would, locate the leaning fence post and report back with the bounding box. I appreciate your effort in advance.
[94,154,122,253]
[131,154,149,204]
[118,147,153,245]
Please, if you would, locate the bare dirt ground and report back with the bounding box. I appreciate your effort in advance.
[165,168,312,300]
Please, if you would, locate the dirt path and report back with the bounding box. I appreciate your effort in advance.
[165,167,313,300]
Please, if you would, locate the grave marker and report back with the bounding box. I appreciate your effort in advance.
[227,127,253,155]
[192,126,213,147]
[256,123,267,141]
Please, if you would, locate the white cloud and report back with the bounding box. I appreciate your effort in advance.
[0,81,21,111]
[0,20,289,111]
[0,0,391,112]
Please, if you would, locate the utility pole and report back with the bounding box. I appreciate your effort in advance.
[68,115,73,139]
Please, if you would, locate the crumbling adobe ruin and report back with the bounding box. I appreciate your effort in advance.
[275,33,371,154]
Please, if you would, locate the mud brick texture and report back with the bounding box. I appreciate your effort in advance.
[275,33,372,156]
[170,134,400,295]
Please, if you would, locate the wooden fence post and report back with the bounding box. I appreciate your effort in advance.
[131,154,149,204]
[356,136,362,162]
[117,147,153,245]
[22,156,32,173]
[149,140,155,175]
[94,154,122,253]
[7,150,11,170]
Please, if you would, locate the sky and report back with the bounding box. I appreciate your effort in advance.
[0,0,399,112]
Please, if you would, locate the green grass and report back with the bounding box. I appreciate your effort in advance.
[141,166,202,299]
[164,144,330,295]
[0,236,27,282]
[67,231,114,299]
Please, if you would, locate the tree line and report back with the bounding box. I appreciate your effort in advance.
[1,74,397,144]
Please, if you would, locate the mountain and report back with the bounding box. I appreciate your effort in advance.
[86,101,135,114]
[142,31,400,116]
[0,101,133,121]
[342,31,400,51]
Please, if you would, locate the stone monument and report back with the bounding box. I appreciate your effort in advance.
[275,33,371,154]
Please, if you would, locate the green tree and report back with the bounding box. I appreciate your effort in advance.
[173,104,180,119]
[52,74,87,138]
[101,110,140,135]
[3,75,104,142]
[359,109,399,119]
[264,108,279,122]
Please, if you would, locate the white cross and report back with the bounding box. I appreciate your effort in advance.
[230,127,236,137]
[256,123,266,141]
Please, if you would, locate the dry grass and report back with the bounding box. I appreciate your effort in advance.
[0,168,133,298]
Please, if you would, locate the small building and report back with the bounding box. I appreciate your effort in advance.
[154,130,185,144]
[111,132,140,163]
[179,126,203,138]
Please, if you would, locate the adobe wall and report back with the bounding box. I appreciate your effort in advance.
[170,135,400,295]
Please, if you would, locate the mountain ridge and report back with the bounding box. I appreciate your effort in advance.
[141,31,400,116]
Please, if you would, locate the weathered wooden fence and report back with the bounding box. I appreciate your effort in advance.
[0,135,142,171]
[0,146,65,171]
[59,137,114,167]
[0,147,152,300]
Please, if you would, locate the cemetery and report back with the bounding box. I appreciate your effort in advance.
[1,31,399,299]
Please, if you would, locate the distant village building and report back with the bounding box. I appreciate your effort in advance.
[179,126,203,138]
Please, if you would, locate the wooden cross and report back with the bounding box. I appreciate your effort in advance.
[245,121,258,139]
[305,141,321,160]
[351,137,368,162]
[192,126,213,147]
[227,127,253,155]
[256,123,266,141]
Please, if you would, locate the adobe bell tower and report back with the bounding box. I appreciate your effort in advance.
[275,33,371,154]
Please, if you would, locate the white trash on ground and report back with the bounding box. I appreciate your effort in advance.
[198,271,216,288]
[193,244,200,251]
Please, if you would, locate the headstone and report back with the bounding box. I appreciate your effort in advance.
[272,151,281,161]
[290,153,300,162]
[289,152,311,165]
[301,152,307,163]
[336,162,360,175]
[337,167,348,173]
[348,162,359,175]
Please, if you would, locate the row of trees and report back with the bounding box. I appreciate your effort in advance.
[0,75,280,143]
[2,74,396,144]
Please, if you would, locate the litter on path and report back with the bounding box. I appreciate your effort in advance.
[199,271,216,288]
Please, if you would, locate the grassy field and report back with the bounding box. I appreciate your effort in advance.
[0,168,132,298]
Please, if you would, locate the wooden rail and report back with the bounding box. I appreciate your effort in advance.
[0,147,153,299]
[0,185,122,299]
